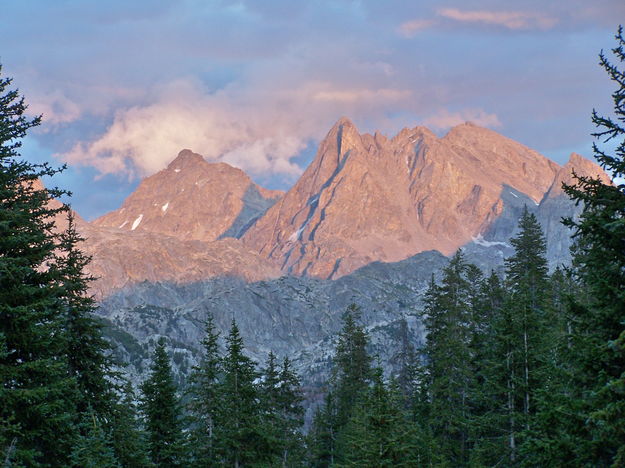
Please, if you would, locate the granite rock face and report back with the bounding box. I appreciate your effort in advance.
[93,149,283,242]
[242,119,562,279]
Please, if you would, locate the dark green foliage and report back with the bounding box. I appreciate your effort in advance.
[561,26,625,466]
[56,212,116,416]
[309,304,373,467]
[308,392,338,468]
[70,411,120,468]
[333,304,372,431]
[275,356,306,466]
[419,251,481,465]
[110,382,151,468]
[0,63,79,466]
[140,338,186,467]
[340,370,420,467]
[186,315,221,467]
[216,319,267,466]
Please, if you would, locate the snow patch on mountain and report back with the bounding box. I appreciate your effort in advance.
[131,214,143,231]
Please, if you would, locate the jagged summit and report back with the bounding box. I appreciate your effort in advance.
[75,118,611,296]
[242,120,569,279]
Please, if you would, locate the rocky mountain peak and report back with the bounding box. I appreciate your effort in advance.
[93,150,282,243]
[544,152,611,199]
[167,149,206,170]
[242,121,570,279]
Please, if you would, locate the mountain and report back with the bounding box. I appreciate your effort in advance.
[79,225,281,298]
[242,118,562,279]
[75,118,611,418]
[93,149,283,241]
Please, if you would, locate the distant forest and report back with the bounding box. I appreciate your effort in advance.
[1,28,624,467]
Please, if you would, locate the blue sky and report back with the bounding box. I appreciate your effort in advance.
[2,0,623,219]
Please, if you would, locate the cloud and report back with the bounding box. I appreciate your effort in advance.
[398,19,437,37]
[437,8,557,30]
[26,90,82,128]
[422,108,501,130]
[59,78,415,179]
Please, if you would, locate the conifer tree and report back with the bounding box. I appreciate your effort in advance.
[259,351,282,464]
[308,391,338,468]
[187,315,221,466]
[110,382,151,468]
[217,319,267,467]
[276,357,305,466]
[419,250,480,465]
[70,411,120,468]
[394,318,420,408]
[140,337,186,467]
[56,211,115,417]
[333,304,372,431]
[468,271,510,466]
[0,63,78,466]
[562,26,625,466]
[340,369,420,467]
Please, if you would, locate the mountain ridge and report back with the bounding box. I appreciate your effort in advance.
[54,118,611,297]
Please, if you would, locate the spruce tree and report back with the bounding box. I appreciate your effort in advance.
[308,391,338,468]
[276,357,305,466]
[217,319,267,467]
[0,63,78,466]
[562,25,625,466]
[70,411,120,468]
[56,211,115,417]
[187,315,221,466]
[110,382,151,468]
[140,337,186,467]
[419,250,480,465]
[333,304,372,432]
[340,370,420,467]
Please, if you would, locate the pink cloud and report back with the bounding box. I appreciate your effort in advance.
[422,108,502,130]
[398,19,437,38]
[58,79,416,179]
[437,8,557,30]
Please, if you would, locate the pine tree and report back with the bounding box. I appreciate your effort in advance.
[70,411,120,468]
[394,317,420,408]
[140,337,187,467]
[276,357,305,466]
[110,382,151,468]
[259,351,282,464]
[308,391,338,468]
[56,211,116,417]
[187,315,221,467]
[340,369,420,467]
[562,25,625,466]
[0,63,78,466]
[217,319,267,467]
[419,250,480,465]
[468,271,510,466]
[478,209,552,465]
[333,304,372,432]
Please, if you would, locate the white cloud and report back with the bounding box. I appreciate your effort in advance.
[438,8,557,30]
[27,90,82,128]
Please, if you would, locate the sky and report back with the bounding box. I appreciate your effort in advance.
[2,0,623,219]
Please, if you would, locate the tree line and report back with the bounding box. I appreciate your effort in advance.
[1,26,624,467]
